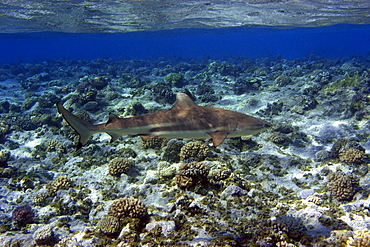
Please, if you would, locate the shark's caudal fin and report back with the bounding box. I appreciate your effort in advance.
[56,103,95,150]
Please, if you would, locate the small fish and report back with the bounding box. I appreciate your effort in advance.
[56,92,271,149]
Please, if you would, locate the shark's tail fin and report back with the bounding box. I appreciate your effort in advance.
[56,103,95,150]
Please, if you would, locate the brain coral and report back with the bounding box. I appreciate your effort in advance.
[346,229,370,247]
[174,162,209,190]
[179,141,209,162]
[98,215,121,235]
[46,175,72,194]
[327,172,359,201]
[108,157,134,177]
[108,197,147,219]
[12,205,34,226]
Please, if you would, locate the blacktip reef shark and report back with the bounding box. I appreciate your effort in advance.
[56,92,271,150]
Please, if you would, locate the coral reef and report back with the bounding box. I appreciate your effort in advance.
[270,131,292,148]
[157,161,177,178]
[12,205,34,226]
[179,141,209,162]
[46,175,72,195]
[196,83,221,103]
[339,147,366,164]
[327,172,359,201]
[1,55,370,246]
[126,101,148,116]
[89,76,110,89]
[150,82,176,104]
[162,139,184,163]
[97,215,121,235]
[142,137,168,149]
[305,195,323,205]
[33,225,57,245]
[346,229,370,247]
[108,157,134,177]
[164,73,186,87]
[208,168,231,182]
[324,71,366,92]
[0,121,9,137]
[174,162,209,190]
[0,150,10,164]
[331,138,366,164]
[108,197,147,219]
[275,74,292,86]
[233,77,262,95]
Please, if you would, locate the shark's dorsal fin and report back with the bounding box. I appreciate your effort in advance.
[207,131,229,147]
[171,93,197,110]
[106,113,120,125]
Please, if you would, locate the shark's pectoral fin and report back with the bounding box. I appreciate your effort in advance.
[139,134,156,141]
[108,133,121,142]
[207,131,228,147]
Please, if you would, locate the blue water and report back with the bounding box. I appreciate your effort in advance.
[1,24,370,64]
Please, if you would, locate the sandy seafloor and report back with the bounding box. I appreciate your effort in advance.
[0,54,369,246]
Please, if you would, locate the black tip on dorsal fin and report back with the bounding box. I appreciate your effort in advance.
[171,92,197,109]
[106,113,120,125]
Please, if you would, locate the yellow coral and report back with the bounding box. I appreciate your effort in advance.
[142,137,168,149]
[46,175,72,194]
[276,241,296,247]
[108,157,134,176]
[305,195,323,205]
[327,173,358,201]
[98,215,121,235]
[108,197,147,219]
[179,141,209,161]
[346,230,370,247]
[339,147,366,164]
[174,162,209,190]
